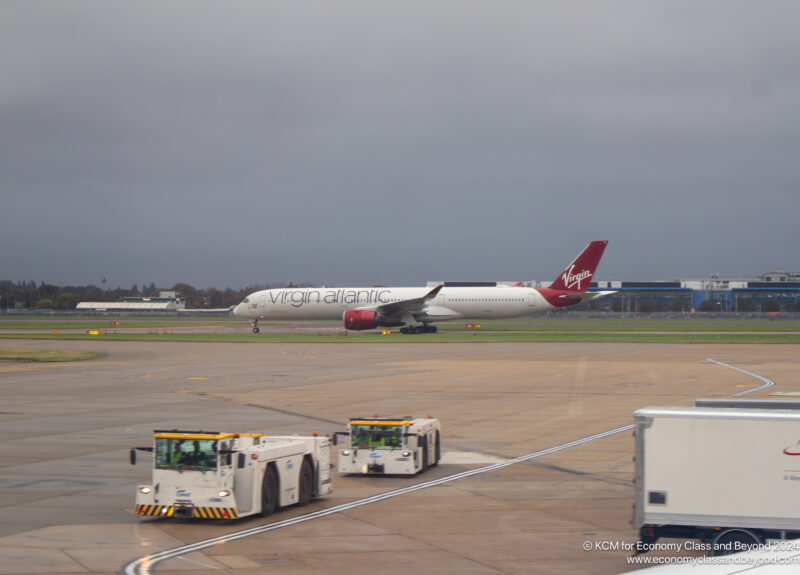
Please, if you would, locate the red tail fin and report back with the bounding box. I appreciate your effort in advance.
[548,241,608,293]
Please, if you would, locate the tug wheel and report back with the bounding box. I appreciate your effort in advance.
[260,464,278,516]
[298,458,313,506]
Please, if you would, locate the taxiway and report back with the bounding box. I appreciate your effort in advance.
[1,340,798,574]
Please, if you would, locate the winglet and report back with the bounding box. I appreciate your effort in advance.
[548,241,608,293]
[423,285,443,301]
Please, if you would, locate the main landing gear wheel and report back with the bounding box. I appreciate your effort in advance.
[399,325,438,334]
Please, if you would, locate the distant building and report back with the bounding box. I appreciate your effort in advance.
[761,268,800,283]
[76,291,185,313]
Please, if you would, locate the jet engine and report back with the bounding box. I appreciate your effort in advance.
[343,309,378,331]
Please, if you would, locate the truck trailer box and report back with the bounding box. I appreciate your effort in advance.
[633,405,800,535]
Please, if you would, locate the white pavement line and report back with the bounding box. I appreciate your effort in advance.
[121,423,634,575]
[706,358,777,396]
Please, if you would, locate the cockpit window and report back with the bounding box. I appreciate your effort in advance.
[242,298,249,303]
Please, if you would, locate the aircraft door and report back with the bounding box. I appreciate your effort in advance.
[528,293,537,308]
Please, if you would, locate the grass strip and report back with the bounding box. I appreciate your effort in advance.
[0,349,100,362]
[1,332,799,344]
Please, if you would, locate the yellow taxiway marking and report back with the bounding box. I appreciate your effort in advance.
[185,377,209,380]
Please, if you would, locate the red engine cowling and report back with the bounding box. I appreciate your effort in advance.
[343,309,378,331]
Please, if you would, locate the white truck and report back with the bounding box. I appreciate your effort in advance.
[334,416,441,475]
[633,400,800,554]
[130,429,332,519]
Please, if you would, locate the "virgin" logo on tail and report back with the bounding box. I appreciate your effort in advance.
[561,265,592,291]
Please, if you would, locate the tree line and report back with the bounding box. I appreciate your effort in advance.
[0,280,311,311]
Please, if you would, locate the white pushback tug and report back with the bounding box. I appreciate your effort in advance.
[130,429,332,519]
[334,416,441,474]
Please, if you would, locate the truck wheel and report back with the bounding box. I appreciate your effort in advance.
[260,465,278,517]
[298,458,313,506]
[712,529,761,556]
[431,431,441,467]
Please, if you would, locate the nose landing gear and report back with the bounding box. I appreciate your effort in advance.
[252,320,260,334]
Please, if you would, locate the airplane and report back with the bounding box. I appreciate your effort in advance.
[233,240,614,334]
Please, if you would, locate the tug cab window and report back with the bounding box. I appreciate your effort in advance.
[350,424,403,449]
[155,438,218,471]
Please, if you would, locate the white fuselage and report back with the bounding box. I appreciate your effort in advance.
[233,285,553,323]
[232,242,612,331]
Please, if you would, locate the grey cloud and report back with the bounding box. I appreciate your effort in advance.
[2,1,798,288]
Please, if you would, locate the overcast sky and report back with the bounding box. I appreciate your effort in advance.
[1,2,798,289]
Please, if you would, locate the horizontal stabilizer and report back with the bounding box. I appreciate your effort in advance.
[559,290,616,303]
[565,290,616,304]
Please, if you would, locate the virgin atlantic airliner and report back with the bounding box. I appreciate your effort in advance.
[233,241,614,334]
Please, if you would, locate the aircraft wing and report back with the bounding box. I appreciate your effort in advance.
[357,285,443,318]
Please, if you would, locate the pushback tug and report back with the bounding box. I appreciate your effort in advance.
[131,429,332,519]
[334,416,441,475]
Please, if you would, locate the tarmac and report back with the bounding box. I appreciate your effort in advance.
[1,339,798,574]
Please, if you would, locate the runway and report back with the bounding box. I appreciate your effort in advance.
[1,340,798,574]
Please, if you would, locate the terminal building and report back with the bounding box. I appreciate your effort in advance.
[586,269,800,313]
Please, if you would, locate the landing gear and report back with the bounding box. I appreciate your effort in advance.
[399,325,438,334]
[252,320,260,334]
